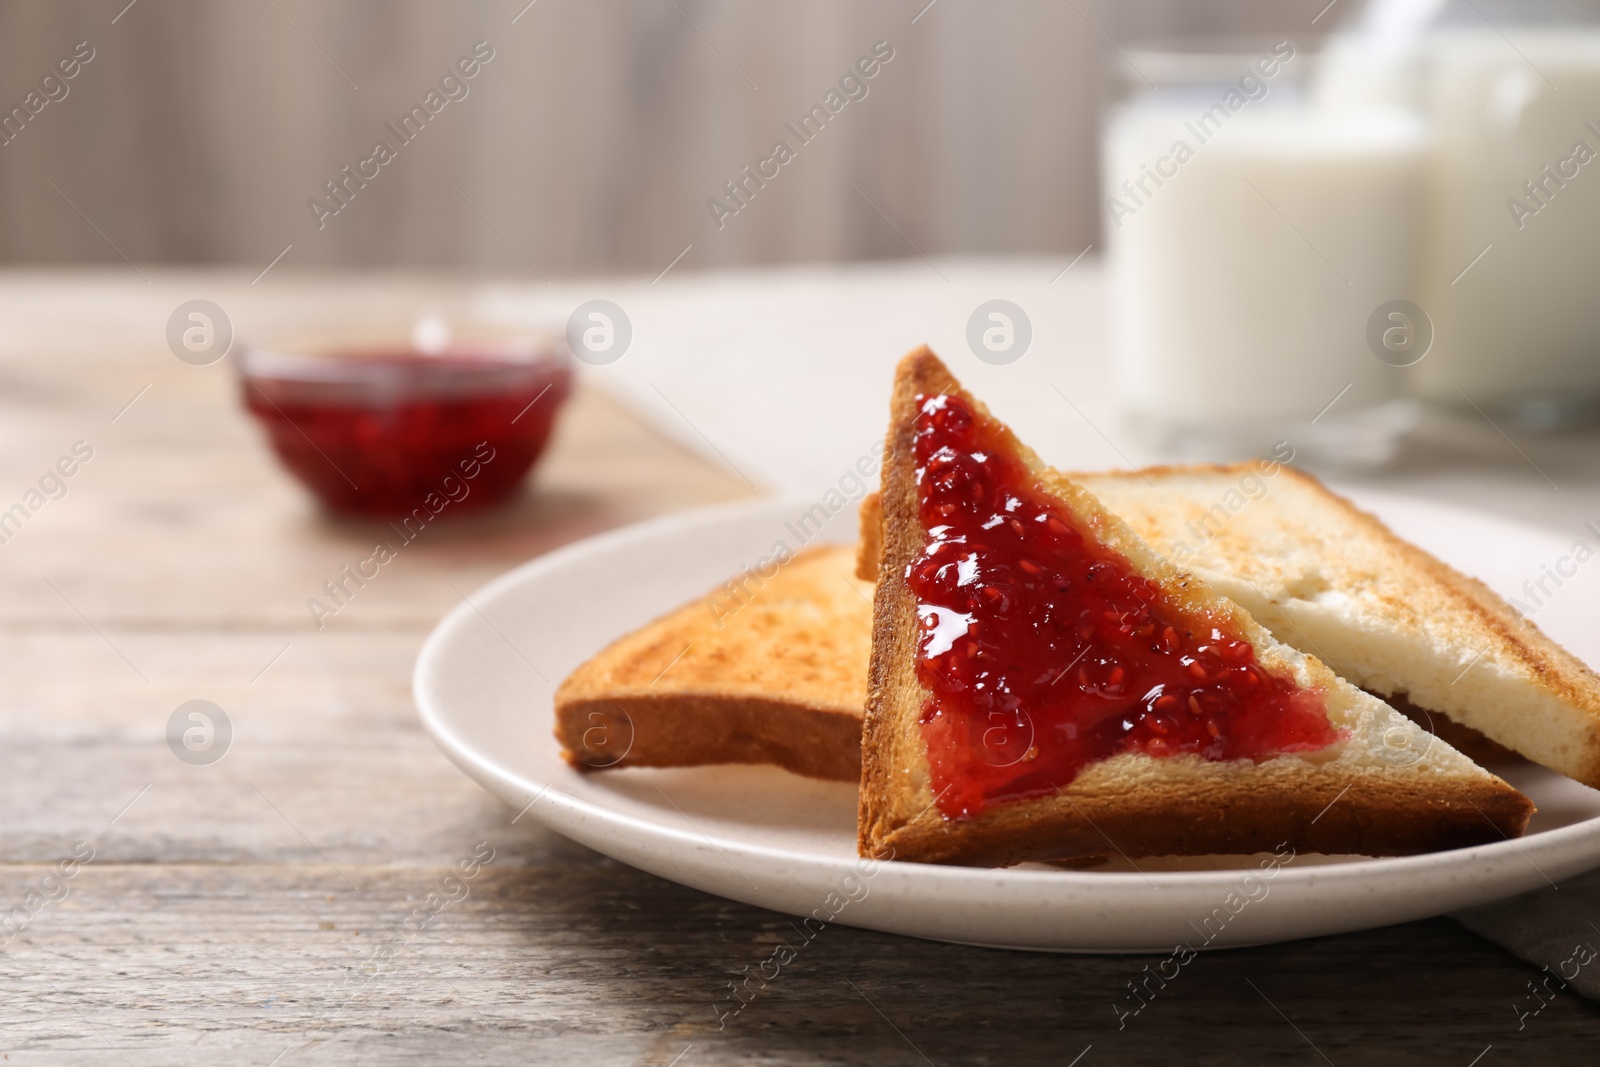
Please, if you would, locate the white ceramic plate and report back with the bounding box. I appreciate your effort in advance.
[414,493,1600,952]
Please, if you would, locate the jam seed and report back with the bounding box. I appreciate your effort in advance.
[1018,559,1042,575]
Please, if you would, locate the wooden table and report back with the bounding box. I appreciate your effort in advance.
[2,271,1595,1065]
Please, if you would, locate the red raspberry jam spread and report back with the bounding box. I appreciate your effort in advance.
[909,393,1337,820]
[243,349,570,517]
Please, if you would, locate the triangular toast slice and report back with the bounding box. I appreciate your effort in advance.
[856,465,1600,787]
[1077,465,1600,787]
[555,544,871,781]
[860,348,1533,866]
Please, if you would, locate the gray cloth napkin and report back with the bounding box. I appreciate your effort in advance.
[1453,867,1600,1004]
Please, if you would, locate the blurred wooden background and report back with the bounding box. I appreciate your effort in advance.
[0,0,1331,276]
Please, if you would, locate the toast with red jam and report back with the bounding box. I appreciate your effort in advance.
[858,348,1533,866]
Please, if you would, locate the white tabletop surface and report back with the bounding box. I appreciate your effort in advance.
[480,256,1600,541]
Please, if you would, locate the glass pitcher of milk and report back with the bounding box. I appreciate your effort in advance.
[1317,0,1600,429]
[1104,39,1427,465]
[1417,20,1600,429]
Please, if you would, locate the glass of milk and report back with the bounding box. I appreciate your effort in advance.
[1413,26,1600,429]
[1105,40,1427,465]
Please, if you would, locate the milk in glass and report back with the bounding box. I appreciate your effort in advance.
[1416,28,1600,426]
[1106,81,1427,462]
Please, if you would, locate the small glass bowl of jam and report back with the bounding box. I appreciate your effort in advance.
[238,313,572,518]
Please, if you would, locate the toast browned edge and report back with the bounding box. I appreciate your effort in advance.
[857,492,883,585]
[857,347,1532,866]
[554,693,862,781]
[856,490,882,582]
[1078,462,1600,786]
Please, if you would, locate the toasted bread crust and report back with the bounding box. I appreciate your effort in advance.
[869,752,1536,867]
[856,492,882,582]
[555,544,871,781]
[858,349,1532,865]
[555,693,863,780]
[1078,463,1600,787]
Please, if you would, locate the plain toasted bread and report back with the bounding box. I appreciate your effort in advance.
[1076,465,1600,788]
[554,544,871,781]
[859,348,1532,866]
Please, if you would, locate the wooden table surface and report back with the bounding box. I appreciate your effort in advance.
[2,272,1596,1066]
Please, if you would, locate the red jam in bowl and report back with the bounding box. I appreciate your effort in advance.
[240,345,571,517]
[909,393,1336,820]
